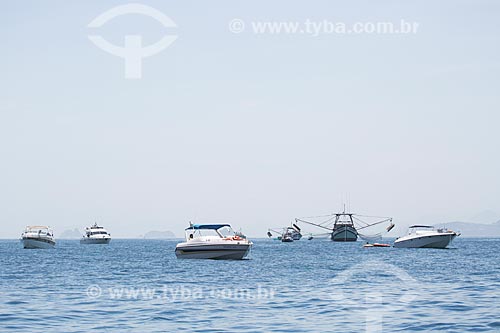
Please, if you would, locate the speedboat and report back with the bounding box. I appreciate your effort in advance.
[80,223,111,244]
[394,225,460,249]
[21,226,56,249]
[175,223,253,260]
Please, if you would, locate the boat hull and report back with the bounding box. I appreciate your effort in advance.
[21,238,55,249]
[175,243,251,260]
[80,238,111,245]
[394,233,456,249]
[331,226,358,242]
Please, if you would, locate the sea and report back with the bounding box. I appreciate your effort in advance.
[1,238,499,332]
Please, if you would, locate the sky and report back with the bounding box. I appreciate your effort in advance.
[1,1,499,238]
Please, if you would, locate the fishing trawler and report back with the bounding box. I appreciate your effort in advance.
[296,208,394,242]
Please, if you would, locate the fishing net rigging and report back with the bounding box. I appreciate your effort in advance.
[295,212,395,240]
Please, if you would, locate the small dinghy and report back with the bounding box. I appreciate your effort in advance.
[363,243,391,248]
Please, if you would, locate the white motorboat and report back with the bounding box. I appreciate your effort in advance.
[175,223,253,260]
[21,226,56,249]
[80,223,111,244]
[394,225,460,249]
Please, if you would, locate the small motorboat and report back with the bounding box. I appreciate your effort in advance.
[175,223,253,260]
[267,224,302,242]
[21,226,56,249]
[363,242,391,248]
[80,223,111,244]
[394,225,460,249]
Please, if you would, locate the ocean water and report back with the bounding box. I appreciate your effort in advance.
[1,238,499,332]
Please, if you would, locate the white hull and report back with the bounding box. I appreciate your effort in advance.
[21,238,55,249]
[80,238,111,245]
[175,243,251,260]
[394,233,456,249]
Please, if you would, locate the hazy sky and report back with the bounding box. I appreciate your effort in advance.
[1,1,499,238]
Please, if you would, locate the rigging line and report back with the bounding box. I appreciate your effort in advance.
[356,218,392,231]
[356,214,392,219]
[298,213,336,219]
[352,216,371,227]
[358,232,383,237]
[317,216,337,227]
[358,234,382,241]
[295,217,335,226]
[295,218,333,231]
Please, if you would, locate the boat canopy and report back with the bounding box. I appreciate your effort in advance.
[409,225,433,228]
[186,224,231,230]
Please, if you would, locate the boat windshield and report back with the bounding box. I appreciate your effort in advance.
[25,226,50,233]
[217,226,235,238]
[186,226,235,239]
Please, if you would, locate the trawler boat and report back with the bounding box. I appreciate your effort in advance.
[296,209,394,242]
[175,223,253,260]
[21,226,55,249]
[331,213,358,241]
[80,223,111,244]
[394,225,460,249]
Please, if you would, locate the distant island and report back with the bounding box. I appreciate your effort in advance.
[140,230,177,239]
[59,228,81,239]
[441,220,500,238]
